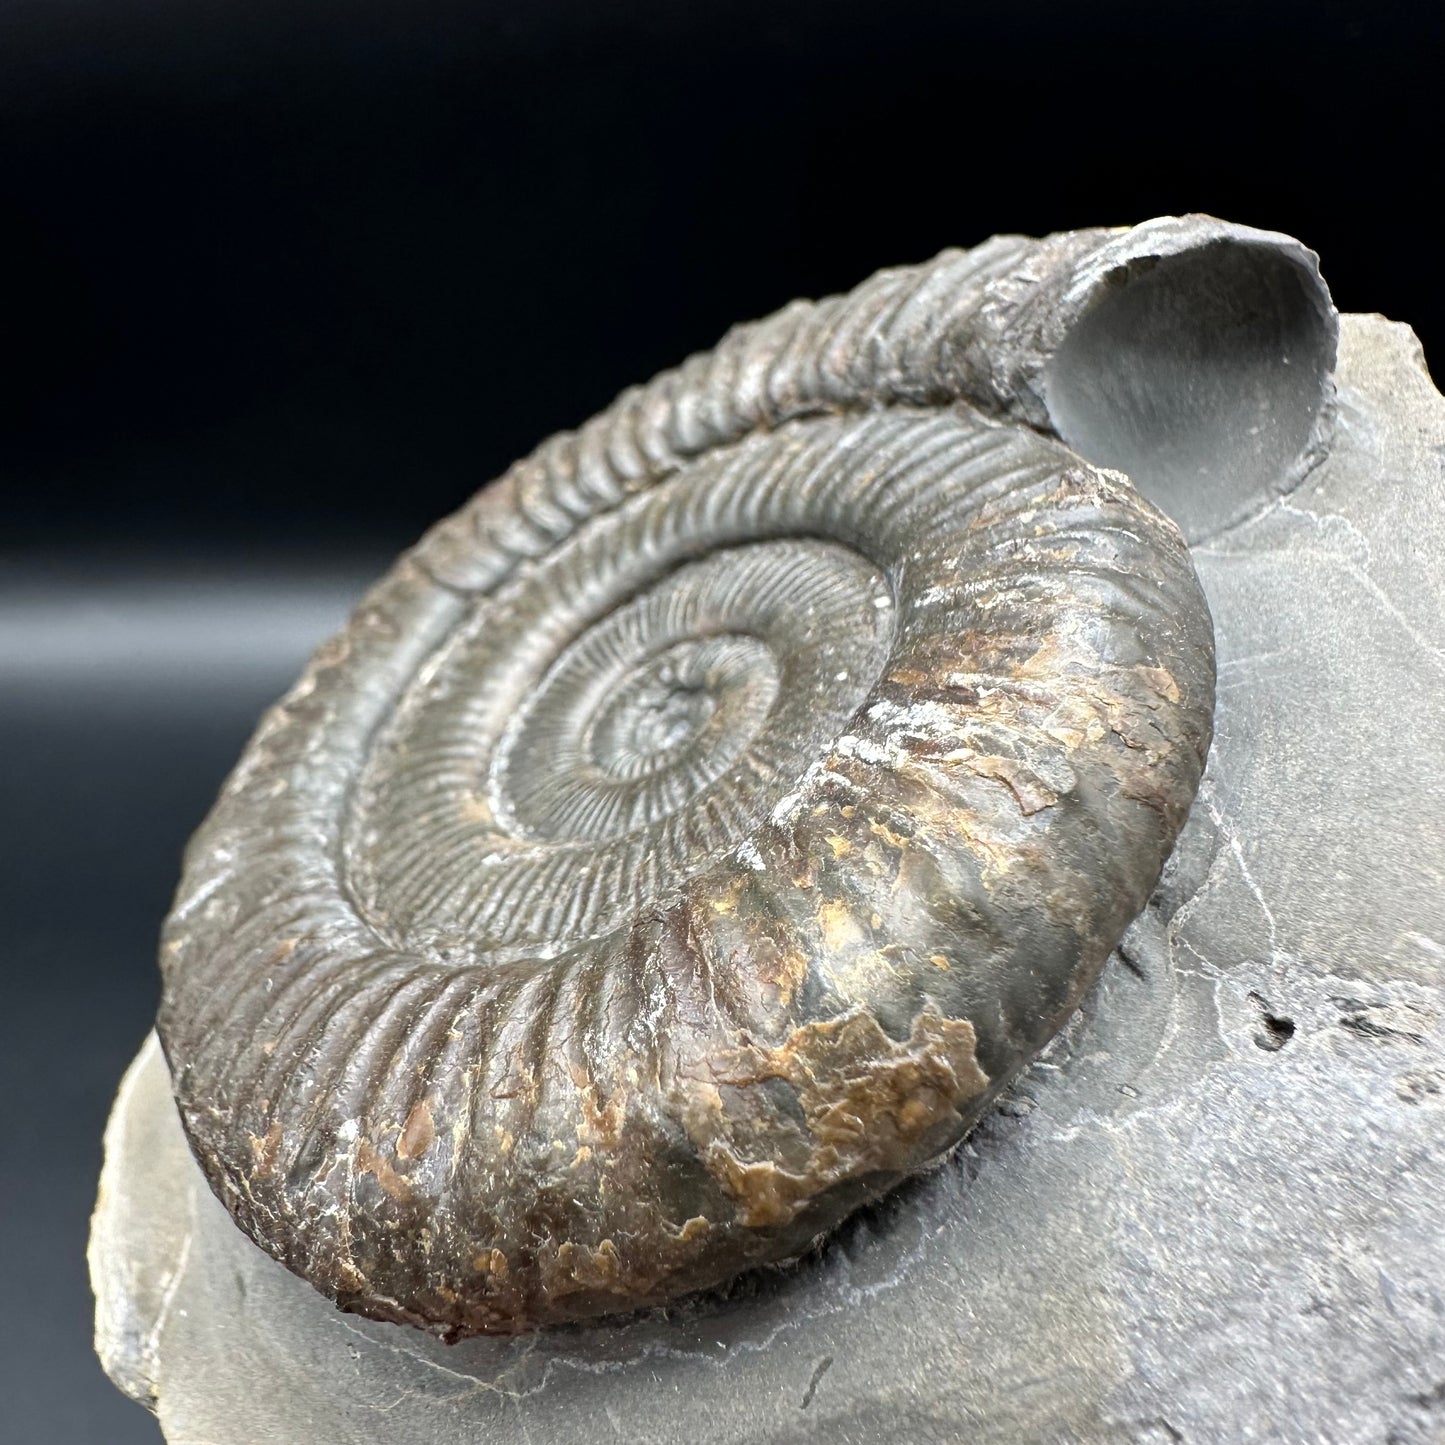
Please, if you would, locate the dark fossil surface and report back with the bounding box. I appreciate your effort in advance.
[93,218,1445,1442]
[154,217,1231,1337]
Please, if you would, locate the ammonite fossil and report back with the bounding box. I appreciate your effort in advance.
[156,215,1334,1339]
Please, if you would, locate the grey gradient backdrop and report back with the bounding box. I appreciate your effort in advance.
[2,2,1441,1439]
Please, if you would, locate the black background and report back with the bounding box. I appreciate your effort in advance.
[2,2,1440,1439]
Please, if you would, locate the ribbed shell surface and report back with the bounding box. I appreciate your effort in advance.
[158,230,1216,1337]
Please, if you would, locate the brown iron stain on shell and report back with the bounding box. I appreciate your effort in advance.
[152,213,1342,1339]
[685,1010,990,1229]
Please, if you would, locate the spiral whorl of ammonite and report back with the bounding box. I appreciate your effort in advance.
[151,219,1290,1340]
[347,531,895,959]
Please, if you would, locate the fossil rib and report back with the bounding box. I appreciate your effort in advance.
[157,216,1330,1338]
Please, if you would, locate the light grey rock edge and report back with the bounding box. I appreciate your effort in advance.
[91,305,1445,1442]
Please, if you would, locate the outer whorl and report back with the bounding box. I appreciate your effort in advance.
[156,216,1334,1339]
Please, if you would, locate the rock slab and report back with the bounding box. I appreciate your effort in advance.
[92,307,1445,1444]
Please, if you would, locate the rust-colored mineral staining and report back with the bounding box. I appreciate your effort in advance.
[157,228,1216,1338]
[685,1010,990,1229]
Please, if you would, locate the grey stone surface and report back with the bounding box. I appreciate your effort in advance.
[92,301,1445,1440]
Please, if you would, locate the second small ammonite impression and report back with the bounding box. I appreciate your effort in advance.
[151,217,1334,1340]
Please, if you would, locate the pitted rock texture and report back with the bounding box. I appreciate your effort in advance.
[154,220,1244,1336]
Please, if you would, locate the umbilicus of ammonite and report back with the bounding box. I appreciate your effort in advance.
[156,215,1336,1339]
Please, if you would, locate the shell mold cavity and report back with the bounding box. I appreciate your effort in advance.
[158,215,1333,1338]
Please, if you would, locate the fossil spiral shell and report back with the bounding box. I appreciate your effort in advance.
[151,217,1328,1340]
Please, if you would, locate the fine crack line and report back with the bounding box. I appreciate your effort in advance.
[1199,786,1281,961]
[143,1188,197,1386]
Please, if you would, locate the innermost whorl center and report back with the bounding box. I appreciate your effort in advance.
[588,635,778,782]
[484,539,889,854]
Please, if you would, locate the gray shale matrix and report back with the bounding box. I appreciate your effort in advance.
[92,216,1445,1444]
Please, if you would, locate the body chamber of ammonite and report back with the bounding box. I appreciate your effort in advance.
[157,215,1336,1338]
